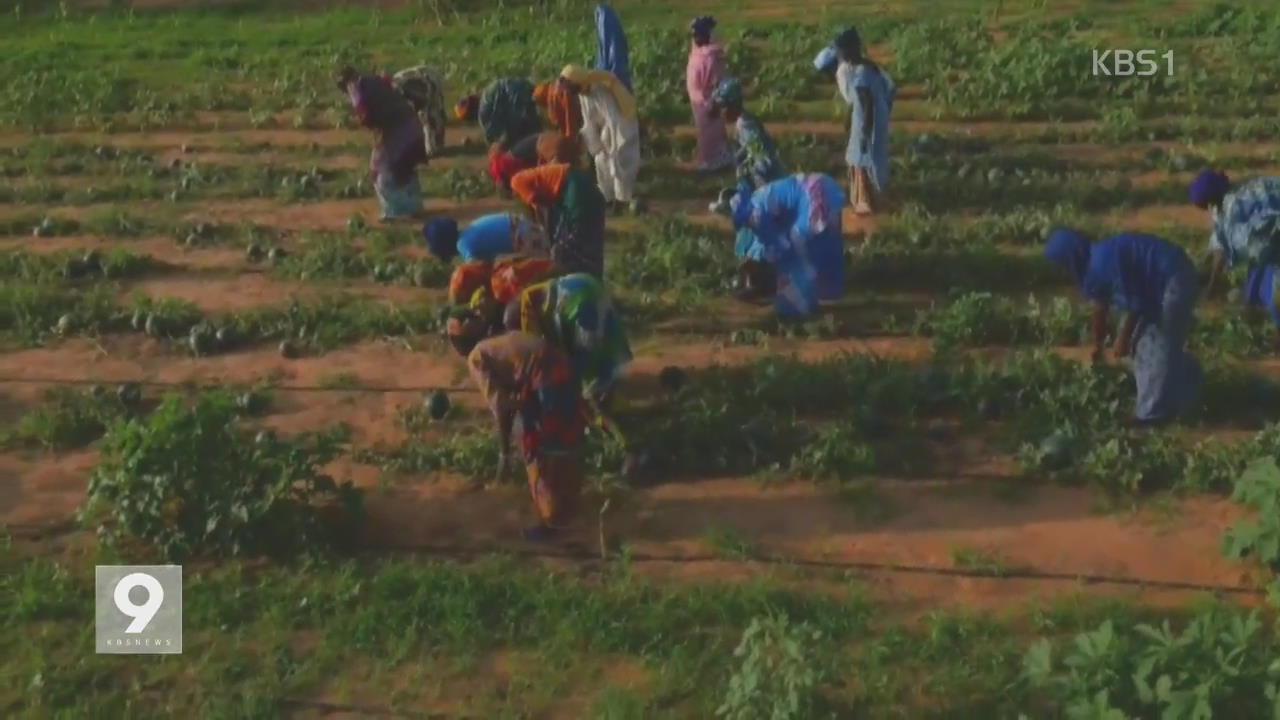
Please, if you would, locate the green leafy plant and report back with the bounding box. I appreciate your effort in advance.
[82,391,361,560]
[717,614,825,720]
[1024,608,1280,719]
[1222,457,1280,568]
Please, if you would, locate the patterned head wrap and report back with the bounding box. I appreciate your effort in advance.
[1189,169,1230,207]
[1044,227,1093,287]
[712,77,743,110]
[423,218,459,260]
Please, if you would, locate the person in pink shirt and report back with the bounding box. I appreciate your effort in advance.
[686,15,732,173]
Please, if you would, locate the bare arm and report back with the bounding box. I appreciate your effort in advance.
[1205,250,1225,297]
[1091,301,1109,362]
[857,87,874,143]
[1114,312,1139,358]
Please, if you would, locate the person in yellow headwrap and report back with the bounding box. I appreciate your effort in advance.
[558,64,643,214]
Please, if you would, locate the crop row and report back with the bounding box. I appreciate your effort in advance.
[5,7,1280,129]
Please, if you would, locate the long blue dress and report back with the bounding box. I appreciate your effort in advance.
[594,4,632,92]
[735,174,846,318]
[837,62,895,192]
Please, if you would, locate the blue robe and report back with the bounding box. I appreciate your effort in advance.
[594,5,632,92]
[737,174,846,318]
[837,62,895,191]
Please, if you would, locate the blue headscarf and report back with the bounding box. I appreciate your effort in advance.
[1044,228,1092,286]
[595,4,632,92]
[423,217,459,260]
[1188,169,1230,207]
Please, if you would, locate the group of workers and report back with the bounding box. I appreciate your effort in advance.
[1043,173,1280,428]
[335,7,1280,541]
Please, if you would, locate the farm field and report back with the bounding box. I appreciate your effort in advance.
[7,0,1280,716]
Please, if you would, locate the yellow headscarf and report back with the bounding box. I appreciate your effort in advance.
[560,64,636,121]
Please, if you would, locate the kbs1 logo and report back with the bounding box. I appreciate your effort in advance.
[1092,49,1174,77]
[95,565,183,654]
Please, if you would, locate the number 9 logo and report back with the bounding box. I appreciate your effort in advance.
[113,572,164,633]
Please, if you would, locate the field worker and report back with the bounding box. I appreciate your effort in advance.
[391,65,447,157]
[559,65,643,215]
[467,331,586,543]
[711,78,786,192]
[455,78,541,150]
[1045,228,1202,426]
[835,28,895,216]
[510,162,607,278]
[487,134,541,194]
[533,78,582,139]
[444,257,561,355]
[723,173,846,317]
[337,67,427,221]
[424,212,550,263]
[594,4,633,93]
[505,272,634,459]
[487,132,582,195]
[686,16,732,173]
[1191,171,1280,296]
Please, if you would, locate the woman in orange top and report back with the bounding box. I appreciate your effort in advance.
[510,163,606,279]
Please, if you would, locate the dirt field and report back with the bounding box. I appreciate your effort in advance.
[6,1,1280,716]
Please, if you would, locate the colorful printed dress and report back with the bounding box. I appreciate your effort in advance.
[734,111,786,191]
[734,174,846,317]
[511,164,607,279]
[467,332,585,528]
[1210,176,1280,269]
[344,74,427,220]
[515,273,633,401]
[479,78,541,150]
[391,66,447,157]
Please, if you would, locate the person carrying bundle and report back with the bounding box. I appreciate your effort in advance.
[455,78,542,151]
[390,65,447,157]
[337,67,427,221]
[721,173,846,317]
[1045,228,1202,426]
[467,331,586,543]
[558,65,643,215]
